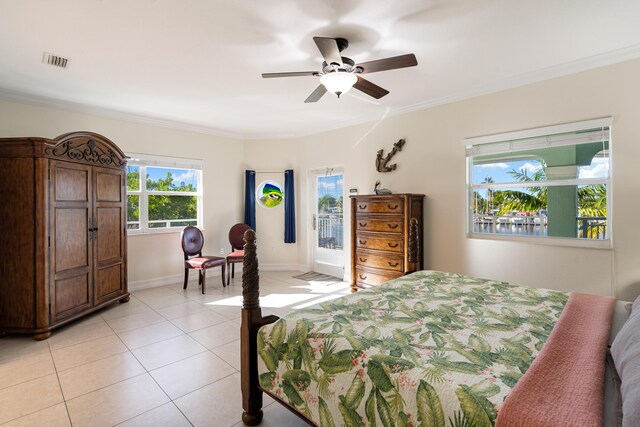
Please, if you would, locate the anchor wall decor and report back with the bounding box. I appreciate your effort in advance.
[375,138,406,172]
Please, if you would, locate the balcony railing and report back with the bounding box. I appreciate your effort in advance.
[318,213,343,249]
[577,217,607,239]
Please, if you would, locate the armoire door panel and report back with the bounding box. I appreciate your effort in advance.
[54,166,89,202]
[54,208,89,272]
[95,171,122,202]
[53,273,91,319]
[96,207,122,262]
[95,264,123,303]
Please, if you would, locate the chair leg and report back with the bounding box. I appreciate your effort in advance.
[227,262,231,287]
[183,268,189,289]
[201,270,206,294]
[221,264,226,287]
[199,271,203,285]
[232,263,235,279]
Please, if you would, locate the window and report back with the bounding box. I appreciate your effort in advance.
[466,118,611,245]
[126,153,203,234]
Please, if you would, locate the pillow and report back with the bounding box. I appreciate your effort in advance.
[611,295,640,427]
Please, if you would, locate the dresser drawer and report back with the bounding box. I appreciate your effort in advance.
[355,234,403,253]
[354,267,402,287]
[355,198,404,214]
[355,216,404,233]
[355,250,403,272]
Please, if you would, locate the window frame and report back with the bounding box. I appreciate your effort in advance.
[464,118,612,248]
[126,153,203,235]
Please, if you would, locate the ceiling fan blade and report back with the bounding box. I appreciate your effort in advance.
[313,37,343,66]
[262,71,319,78]
[304,85,327,103]
[356,53,417,74]
[353,76,389,99]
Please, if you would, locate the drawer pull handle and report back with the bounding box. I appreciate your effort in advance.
[359,204,367,209]
[387,204,399,210]
[359,222,367,227]
[387,243,399,248]
[359,257,367,262]
[388,262,399,267]
[359,240,367,244]
[387,224,399,229]
[359,274,367,280]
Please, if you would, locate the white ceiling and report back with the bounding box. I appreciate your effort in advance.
[1,0,640,139]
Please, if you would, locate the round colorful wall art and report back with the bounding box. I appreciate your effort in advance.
[256,180,283,208]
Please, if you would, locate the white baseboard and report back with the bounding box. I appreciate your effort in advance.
[129,270,222,291]
[128,265,308,291]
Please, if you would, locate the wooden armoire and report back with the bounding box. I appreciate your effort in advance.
[350,194,424,292]
[0,131,129,340]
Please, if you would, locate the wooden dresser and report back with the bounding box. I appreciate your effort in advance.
[0,132,129,340]
[350,194,424,291]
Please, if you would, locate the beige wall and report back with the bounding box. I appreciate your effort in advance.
[242,139,301,269]
[262,58,640,300]
[0,99,244,287]
[2,57,640,299]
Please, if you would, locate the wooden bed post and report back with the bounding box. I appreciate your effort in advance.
[240,229,279,426]
[408,217,419,264]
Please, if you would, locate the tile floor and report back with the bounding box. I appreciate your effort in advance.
[0,271,351,427]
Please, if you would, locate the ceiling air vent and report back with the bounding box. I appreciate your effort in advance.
[43,52,70,69]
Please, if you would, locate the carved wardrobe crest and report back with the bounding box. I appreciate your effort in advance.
[44,131,127,167]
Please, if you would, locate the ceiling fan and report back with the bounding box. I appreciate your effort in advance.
[262,37,418,103]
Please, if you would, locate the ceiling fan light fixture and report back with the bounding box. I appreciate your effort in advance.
[320,72,357,98]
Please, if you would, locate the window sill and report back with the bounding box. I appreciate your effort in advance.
[467,232,612,249]
[128,228,203,236]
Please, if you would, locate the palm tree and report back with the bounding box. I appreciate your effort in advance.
[496,160,606,218]
[318,195,336,213]
[482,177,495,213]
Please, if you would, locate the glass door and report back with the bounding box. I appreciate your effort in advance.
[312,170,344,277]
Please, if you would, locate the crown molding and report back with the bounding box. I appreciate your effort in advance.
[0,88,245,140]
[2,43,640,141]
[389,42,640,119]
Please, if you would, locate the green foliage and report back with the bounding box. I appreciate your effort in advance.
[416,380,445,427]
[126,167,197,226]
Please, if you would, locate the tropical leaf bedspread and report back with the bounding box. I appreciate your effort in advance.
[257,271,568,427]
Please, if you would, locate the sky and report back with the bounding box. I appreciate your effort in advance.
[472,156,609,185]
[317,174,343,200]
[128,166,198,189]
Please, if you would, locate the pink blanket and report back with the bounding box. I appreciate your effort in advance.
[496,292,615,427]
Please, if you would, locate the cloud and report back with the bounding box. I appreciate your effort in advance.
[173,170,197,183]
[579,157,609,178]
[519,162,543,173]
[476,163,509,169]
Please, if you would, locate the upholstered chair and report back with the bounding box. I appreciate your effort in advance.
[181,226,226,293]
[226,223,251,286]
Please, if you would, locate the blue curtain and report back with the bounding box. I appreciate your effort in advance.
[284,169,296,243]
[244,170,256,231]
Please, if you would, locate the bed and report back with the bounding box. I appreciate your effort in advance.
[239,228,635,427]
